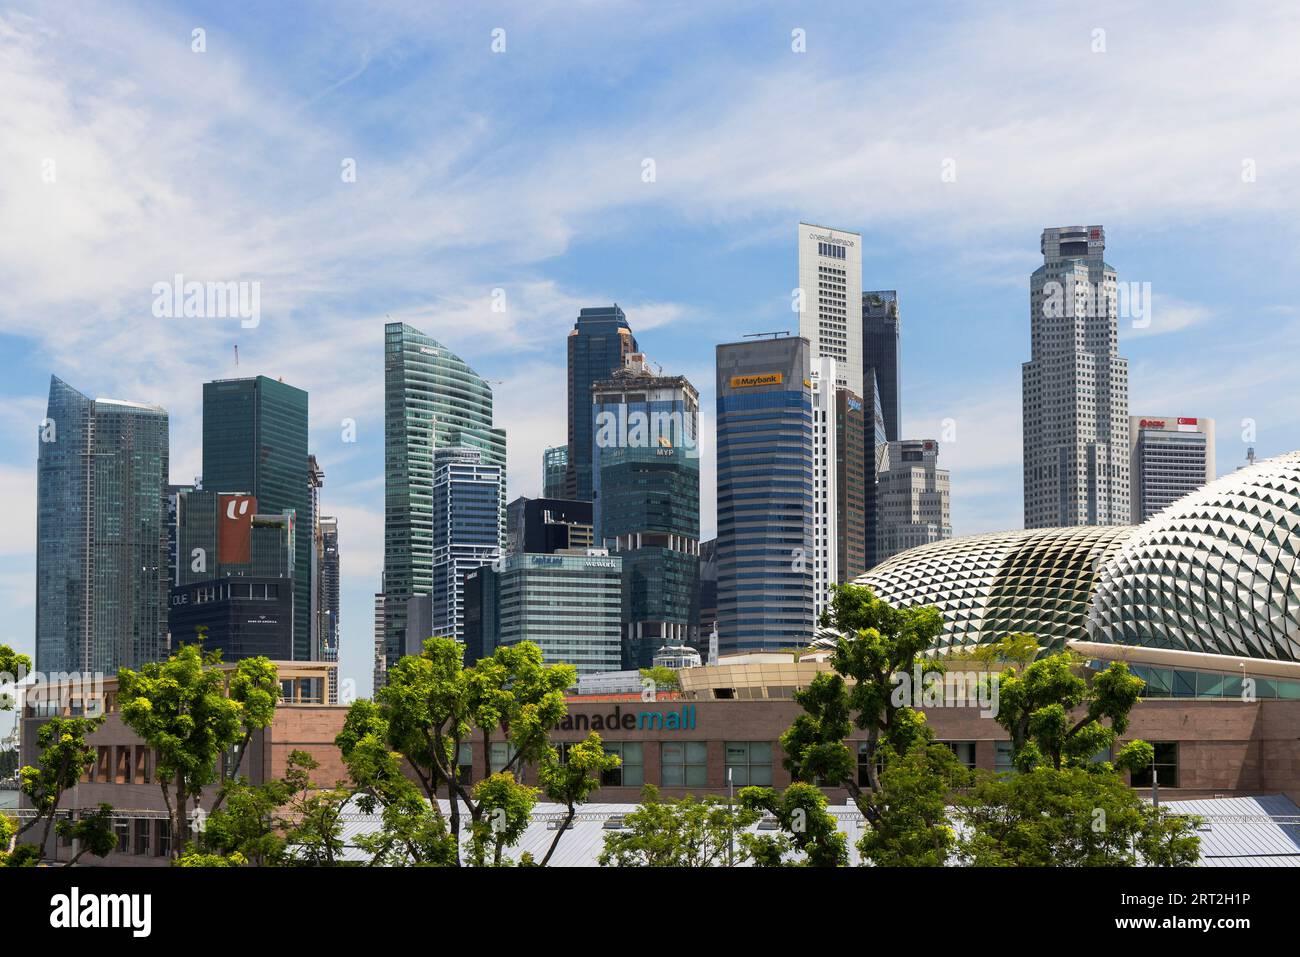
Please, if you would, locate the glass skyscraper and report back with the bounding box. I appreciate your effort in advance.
[592,354,701,668]
[382,321,506,682]
[715,336,814,653]
[542,444,568,499]
[36,375,170,674]
[428,447,502,643]
[202,375,312,660]
[469,552,624,676]
[566,306,637,501]
[862,290,901,443]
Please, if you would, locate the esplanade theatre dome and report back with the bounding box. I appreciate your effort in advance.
[854,451,1300,664]
[856,526,1136,655]
[1089,451,1300,662]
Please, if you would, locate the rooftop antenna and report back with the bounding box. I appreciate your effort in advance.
[233,344,239,366]
[743,331,791,340]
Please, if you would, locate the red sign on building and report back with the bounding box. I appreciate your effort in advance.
[218,495,257,564]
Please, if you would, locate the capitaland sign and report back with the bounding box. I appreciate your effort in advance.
[559,703,698,732]
[730,372,783,389]
[807,232,856,248]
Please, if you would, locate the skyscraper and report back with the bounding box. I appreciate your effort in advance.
[468,552,624,676]
[542,445,568,500]
[797,223,862,390]
[864,370,890,570]
[318,516,340,704]
[566,306,637,502]
[806,356,857,616]
[1022,226,1130,528]
[36,376,170,674]
[381,322,506,683]
[834,386,868,584]
[202,375,311,660]
[876,439,952,564]
[428,446,502,642]
[715,335,814,654]
[1129,416,1216,522]
[592,353,701,668]
[862,290,901,442]
[169,491,297,661]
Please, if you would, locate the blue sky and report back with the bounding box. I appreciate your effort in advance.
[2,1,1299,701]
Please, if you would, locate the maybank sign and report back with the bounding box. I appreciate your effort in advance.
[559,703,698,732]
[730,372,783,389]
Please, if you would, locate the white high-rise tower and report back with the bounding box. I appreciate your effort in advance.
[1022,226,1130,528]
[797,222,862,391]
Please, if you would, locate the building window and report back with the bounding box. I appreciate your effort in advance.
[661,741,708,788]
[133,820,149,856]
[457,743,474,784]
[1130,742,1179,789]
[941,741,977,770]
[489,742,518,775]
[601,742,644,787]
[725,741,773,786]
[994,741,1015,774]
[856,742,886,786]
[115,818,130,853]
[155,820,171,858]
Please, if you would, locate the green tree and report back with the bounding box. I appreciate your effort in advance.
[958,767,1200,866]
[536,732,621,866]
[281,750,351,866]
[0,644,32,709]
[789,585,945,812]
[117,645,280,859]
[738,781,848,866]
[637,666,679,692]
[962,632,1039,668]
[57,804,117,867]
[465,772,538,866]
[335,698,456,866]
[342,637,574,866]
[598,784,760,867]
[199,774,291,866]
[857,742,971,866]
[992,650,1150,773]
[16,714,104,856]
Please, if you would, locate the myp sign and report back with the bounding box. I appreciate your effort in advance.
[558,703,697,732]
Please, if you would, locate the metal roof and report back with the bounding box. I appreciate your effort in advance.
[335,794,1300,867]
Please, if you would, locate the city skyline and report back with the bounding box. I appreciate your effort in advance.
[3,2,1299,701]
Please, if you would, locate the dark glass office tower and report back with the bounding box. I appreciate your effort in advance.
[202,376,311,660]
[592,355,701,668]
[835,389,867,582]
[382,322,506,684]
[565,306,637,501]
[715,336,814,654]
[865,371,890,569]
[36,376,170,674]
[863,291,901,442]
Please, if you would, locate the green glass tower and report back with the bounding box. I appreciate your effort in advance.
[201,376,311,660]
[592,356,701,668]
[382,322,506,682]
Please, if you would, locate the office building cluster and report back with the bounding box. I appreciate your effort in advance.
[36,374,341,702]
[31,220,1224,695]
[379,221,961,674]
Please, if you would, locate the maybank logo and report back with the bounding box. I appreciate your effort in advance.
[730,372,783,389]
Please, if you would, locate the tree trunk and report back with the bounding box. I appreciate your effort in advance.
[540,804,575,866]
